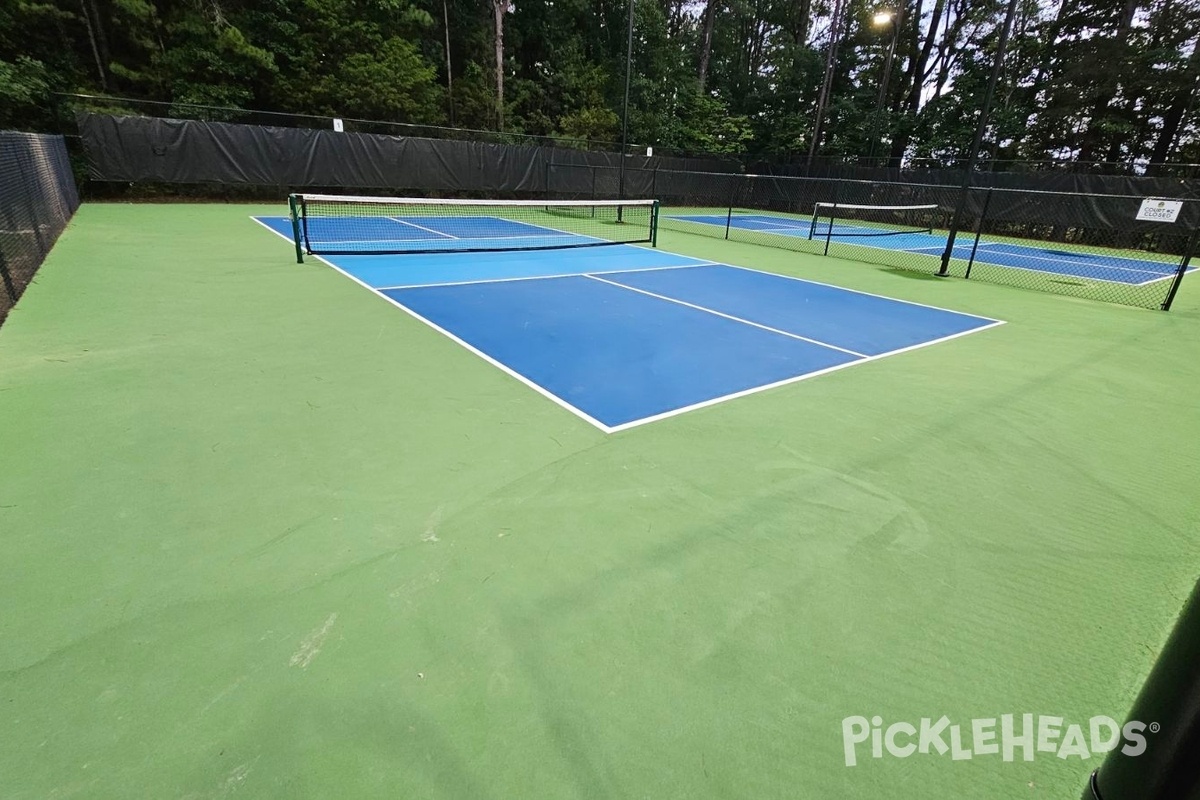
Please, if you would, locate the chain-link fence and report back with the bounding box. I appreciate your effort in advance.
[0,132,80,325]
[653,171,1197,310]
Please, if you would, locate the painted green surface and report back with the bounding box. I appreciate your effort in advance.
[1,203,1197,799]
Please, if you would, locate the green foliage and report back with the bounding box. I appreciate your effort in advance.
[0,57,50,128]
[2,0,1196,168]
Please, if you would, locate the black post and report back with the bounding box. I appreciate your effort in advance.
[823,181,842,256]
[938,0,1019,276]
[617,0,634,222]
[964,187,993,280]
[1082,577,1200,799]
[1161,227,1198,311]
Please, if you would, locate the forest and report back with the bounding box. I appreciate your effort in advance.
[2,0,1199,169]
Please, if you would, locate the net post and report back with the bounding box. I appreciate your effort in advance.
[808,203,820,240]
[964,187,992,280]
[651,200,660,248]
[1161,226,1197,311]
[288,194,304,263]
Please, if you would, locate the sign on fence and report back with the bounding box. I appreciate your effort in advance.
[1136,198,1183,223]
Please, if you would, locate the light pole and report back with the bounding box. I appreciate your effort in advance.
[617,0,634,220]
[867,9,901,168]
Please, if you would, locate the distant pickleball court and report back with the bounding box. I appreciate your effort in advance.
[669,211,1190,286]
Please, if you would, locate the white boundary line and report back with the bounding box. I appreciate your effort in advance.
[952,245,1168,276]
[376,260,721,291]
[902,241,1186,286]
[386,217,459,239]
[708,261,1004,322]
[249,215,1007,434]
[605,318,1006,432]
[585,274,868,357]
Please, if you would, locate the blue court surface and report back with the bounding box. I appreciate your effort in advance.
[670,213,1191,286]
[253,215,1003,432]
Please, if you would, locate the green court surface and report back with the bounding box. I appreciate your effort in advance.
[2,203,1198,799]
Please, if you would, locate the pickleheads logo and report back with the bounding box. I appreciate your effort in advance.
[841,714,1157,767]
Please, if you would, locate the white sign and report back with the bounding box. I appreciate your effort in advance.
[332,118,344,132]
[1136,198,1182,223]
[646,146,654,157]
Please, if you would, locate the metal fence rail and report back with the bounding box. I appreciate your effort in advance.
[0,131,80,325]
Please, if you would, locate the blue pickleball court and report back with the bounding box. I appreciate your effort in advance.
[254,214,1002,432]
[670,213,1190,286]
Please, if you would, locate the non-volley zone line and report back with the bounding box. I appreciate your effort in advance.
[375,260,723,291]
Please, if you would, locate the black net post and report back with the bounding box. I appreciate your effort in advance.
[288,194,304,263]
[1160,227,1197,311]
[1082,577,1200,799]
[964,187,993,281]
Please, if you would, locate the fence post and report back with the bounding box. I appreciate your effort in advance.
[726,174,747,240]
[823,180,842,256]
[964,186,993,281]
[1161,226,1198,311]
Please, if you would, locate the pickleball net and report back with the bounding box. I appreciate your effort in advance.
[288,194,659,260]
[808,202,940,239]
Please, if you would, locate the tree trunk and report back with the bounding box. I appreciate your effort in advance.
[698,0,719,92]
[1077,0,1139,163]
[1147,38,1200,172]
[492,0,505,130]
[78,0,108,90]
[791,0,812,45]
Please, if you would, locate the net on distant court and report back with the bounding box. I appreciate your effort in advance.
[288,194,659,259]
[808,203,940,239]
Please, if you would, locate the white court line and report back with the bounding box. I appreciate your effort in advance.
[606,317,1006,433]
[937,245,1170,277]
[711,262,1003,323]
[386,217,459,239]
[293,232,579,246]
[249,215,1006,433]
[897,242,1174,284]
[494,216,612,243]
[585,273,868,358]
[376,261,721,291]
